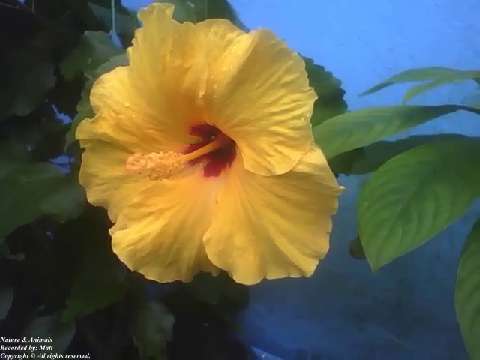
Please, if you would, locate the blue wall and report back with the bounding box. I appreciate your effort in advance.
[124,1,480,358]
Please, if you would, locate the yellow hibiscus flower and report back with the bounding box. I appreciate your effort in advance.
[76,2,342,285]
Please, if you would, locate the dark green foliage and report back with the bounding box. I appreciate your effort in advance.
[23,314,76,356]
[0,8,56,122]
[0,147,85,240]
[314,104,480,159]
[64,86,95,151]
[0,288,13,320]
[133,301,174,360]
[359,136,480,270]
[62,210,128,323]
[330,134,467,175]
[163,274,252,360]
[0,1,251,358]
[336,68,480,357]
[362,66,480,103]
[304,57,347,125]
[456,220,480,360]
[61,31,122,81]
[157,0,246,28]
[348,237,365,260]
[89,1,139,39]
[0,52,55,120]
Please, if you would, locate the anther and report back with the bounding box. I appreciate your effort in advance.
[125,135,228,180]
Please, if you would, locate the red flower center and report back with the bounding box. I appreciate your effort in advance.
[185,124,236,177]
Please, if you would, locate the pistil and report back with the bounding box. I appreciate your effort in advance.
[125,135,229,180]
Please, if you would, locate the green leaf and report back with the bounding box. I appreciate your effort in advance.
[464,91,480,109]
[157,0,245,28]
[359,137,480,270]
[24,314,75,355]
[65,86,94,150]
[331,134,466,175]
[93,52,129,76]
[0,156,85,240]
[0,141,30,177]
[349,237,365,260]
[62,209,127,322]
[328,148,365,175]
[187,272,248,307]
[133,301,174,360]
[88,2,139,38]
[402,78,459,103]
[314,105,480,159]
[41,180,86,221]
[62,249,127,322]
[362,67,480,96]
[0,287,13,320]
[8,107,69,161]
[63,259,127,322]
[65,54,128,150]
[0,50,55,121]
[90,0,124,8]
[60,31,122,81]
[304,57,347,125]
[456,219,480,360]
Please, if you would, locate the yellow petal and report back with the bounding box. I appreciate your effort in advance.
[128,3,214,135]
[203,147,342,285]
[110,170,220,282]
[205,29,317,176]
[77,3,335,285]
[77,66,190,152]
[79,141,150,221]
[130,3,316,175]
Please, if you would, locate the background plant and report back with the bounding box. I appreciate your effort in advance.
[313,67,480,359]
